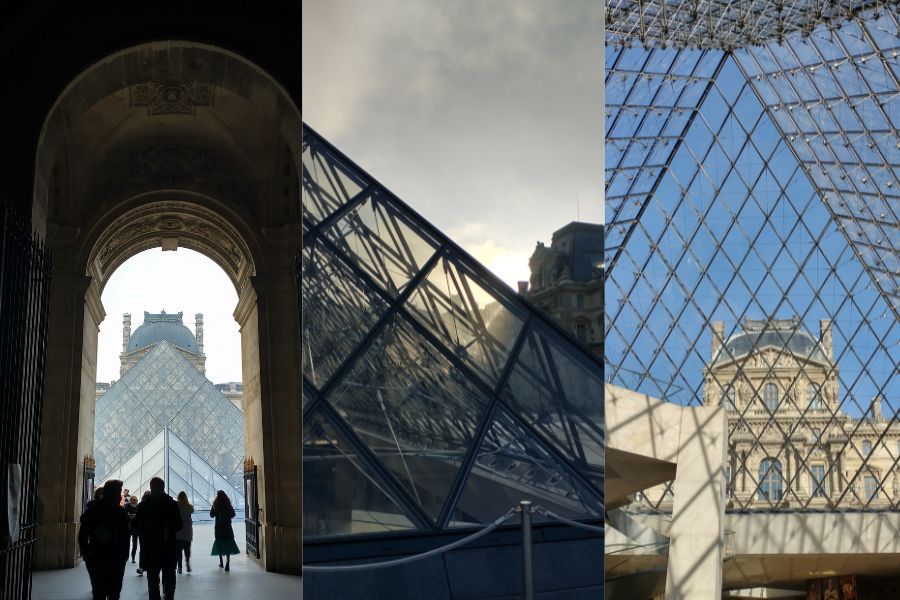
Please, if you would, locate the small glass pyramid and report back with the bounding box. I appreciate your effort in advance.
[104,427,245,520]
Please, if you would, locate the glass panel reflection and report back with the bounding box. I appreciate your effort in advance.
[303,410,417,538]
[329,314,490,522]
[406,255,525,387]
[450,405,603,528]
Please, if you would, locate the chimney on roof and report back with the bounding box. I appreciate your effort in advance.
[122,314,131,354]
[711,321,725,361]
[819,319,833,361]
[872,396,883,422]
[195,313,204,355]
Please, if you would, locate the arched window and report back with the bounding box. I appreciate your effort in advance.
[759,458,783,501]
[763,383,779,411]
[807,383,823,410]
[864,475,878,502]
[721,385,737,411]
[863,440,872,456]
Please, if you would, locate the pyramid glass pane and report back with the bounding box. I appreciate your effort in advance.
[301,237,391,389]
[605,15,899,513]
[302,124,604,539]
[449,405,604,528]
[328,313,492,523]
[405,255,526,387]
[94,339,245,497]
[303,409,417,538]
[501,323,605,489]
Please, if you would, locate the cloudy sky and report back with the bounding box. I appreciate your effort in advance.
[302,0,604,289]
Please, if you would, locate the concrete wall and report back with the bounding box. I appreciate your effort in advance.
[726,511,900,555]
[305,528,603,600]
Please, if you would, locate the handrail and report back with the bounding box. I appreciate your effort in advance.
[302,506,517,572]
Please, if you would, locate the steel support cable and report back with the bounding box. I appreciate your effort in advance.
[533,506,605,534]
[377,388,423,507]
[303,506,518,572]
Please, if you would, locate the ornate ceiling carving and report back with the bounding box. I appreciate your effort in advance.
[89,201,254,291]
[130,81,214,115]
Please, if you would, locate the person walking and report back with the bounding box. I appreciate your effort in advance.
[134,477,183,600]
[174,491,194,574]
[124,495,139,564]
[78,479,130,600]
[136,490,151,576]
[209,490,239,571]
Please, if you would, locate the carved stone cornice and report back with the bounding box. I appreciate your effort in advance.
[233,280,258,328]
[83,277,106,329]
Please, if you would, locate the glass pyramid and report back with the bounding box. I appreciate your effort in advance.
[605,5,899,511]
[103,427,245,520]
[301,124,604,539]
[94,339,245,492]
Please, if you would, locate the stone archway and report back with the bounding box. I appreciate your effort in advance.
[32,42,302,574]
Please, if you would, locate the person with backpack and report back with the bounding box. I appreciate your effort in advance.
[134,477,183,600]
[78,479,130,600]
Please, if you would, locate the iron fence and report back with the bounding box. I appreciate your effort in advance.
[0,207,52,598]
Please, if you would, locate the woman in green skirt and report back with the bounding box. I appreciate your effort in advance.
[209,490,239,571]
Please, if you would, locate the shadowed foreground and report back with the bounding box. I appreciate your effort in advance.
[32,522,301,600]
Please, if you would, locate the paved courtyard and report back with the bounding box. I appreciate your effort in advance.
[32,522,302,600]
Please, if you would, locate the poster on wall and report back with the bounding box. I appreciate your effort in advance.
[806,579,821,600]
[807,575,858,600]
[823,577,840,600]
[839,575,857,600]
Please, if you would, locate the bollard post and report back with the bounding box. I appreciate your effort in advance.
[520,500,534,600]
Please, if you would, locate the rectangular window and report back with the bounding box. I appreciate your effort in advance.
[811,465,826,498]
[865,476,878,502]
[575,321,587,344]
[812,428,821,445]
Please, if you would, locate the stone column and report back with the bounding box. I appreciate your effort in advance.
[665,405,727,600]
[234,227,302,574]
[34,225,104,569]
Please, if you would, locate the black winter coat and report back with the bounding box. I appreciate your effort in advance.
[210,503,236,541]
[78,498,130,563]
[134,491,183,570]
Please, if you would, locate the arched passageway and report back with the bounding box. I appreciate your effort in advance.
[30,40,302,574]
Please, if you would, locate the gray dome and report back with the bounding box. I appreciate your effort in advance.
[716,329,826,364]
[127,311,198,353]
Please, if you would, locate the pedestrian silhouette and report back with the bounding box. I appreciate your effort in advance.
[209,490,239,571]
[78,479,130,600]
[174,491,194,574]
[134,477,183,600]
[124,495,139,564]
[136,489,151,576]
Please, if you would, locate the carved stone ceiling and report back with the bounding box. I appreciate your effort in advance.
[88,201,255,292]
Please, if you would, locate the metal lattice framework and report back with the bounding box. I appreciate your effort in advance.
[301,124,603,539]
[606,0,892,50]
[606,4,899,512]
